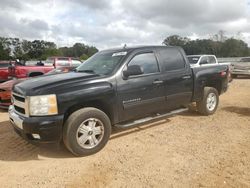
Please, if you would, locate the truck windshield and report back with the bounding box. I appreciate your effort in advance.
[188,56,201,64]
[76,51,127,75]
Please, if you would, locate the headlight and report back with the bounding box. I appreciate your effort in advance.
[29,94,58,116]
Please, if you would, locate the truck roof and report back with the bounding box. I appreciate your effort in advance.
[101,45,181,53]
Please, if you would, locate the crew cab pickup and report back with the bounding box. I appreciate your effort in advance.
[9,46,229,156]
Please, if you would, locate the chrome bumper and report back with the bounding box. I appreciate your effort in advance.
[9,105,23,130]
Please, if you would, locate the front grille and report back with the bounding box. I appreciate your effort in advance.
[14,105,25,114]
[12,92,27,116]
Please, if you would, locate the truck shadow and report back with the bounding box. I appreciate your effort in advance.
[0,117,172,161]
[222,106,250,116]
[0,121,74,161]
[110,118,171,140]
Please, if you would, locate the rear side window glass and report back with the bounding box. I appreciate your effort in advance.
[208,56,216,64]
[128,53,159,74]
[200,56,208,64]
[159,48,185,71]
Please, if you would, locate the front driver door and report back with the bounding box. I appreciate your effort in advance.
[116,51,165,123]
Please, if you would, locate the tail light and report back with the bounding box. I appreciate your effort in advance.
[220,71,227,76]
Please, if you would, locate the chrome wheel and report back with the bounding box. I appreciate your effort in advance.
[76,118,104,149]
[206,93,217,111]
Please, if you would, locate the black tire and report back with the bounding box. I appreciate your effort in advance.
[63,107,111,156]
[197,87,219,115]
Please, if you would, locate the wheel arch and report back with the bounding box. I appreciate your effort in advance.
[63,100,115,126]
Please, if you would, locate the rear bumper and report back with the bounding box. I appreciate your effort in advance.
[9,105,64,143]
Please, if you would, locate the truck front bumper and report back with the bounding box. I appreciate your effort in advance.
[9,105,64,143]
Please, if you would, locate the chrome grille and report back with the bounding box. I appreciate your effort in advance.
[12,92,28,116]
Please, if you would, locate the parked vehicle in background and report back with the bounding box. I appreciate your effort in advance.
[187,55,219,67]
[0,78,24,109]
[9,46,230,156]
[8,57,82,79]
[231,57,250,78]
[0,66,76,109]
[45,57,82,67]
[188,55,232,82]
[0,61,14,83]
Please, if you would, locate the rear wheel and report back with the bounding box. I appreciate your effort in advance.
[63,107,111,156]
[197,87,219,115]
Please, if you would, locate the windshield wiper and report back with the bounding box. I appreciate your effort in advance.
[76,69,96,74]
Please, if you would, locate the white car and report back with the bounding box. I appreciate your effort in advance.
[187,55,219,67]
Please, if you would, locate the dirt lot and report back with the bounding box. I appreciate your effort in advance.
[0,79,249,188]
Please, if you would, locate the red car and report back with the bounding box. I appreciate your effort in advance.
[8,57,82,79]
[0,67,76,109]
[0,61,15,82]
[0,79,25,109]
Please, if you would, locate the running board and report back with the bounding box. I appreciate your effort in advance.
[115,108,188,129]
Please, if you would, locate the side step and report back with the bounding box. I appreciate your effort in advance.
[115,108,188,129]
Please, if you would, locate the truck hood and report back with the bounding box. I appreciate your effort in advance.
[13,72,100,96]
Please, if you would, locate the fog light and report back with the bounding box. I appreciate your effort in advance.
[32,134,40,139]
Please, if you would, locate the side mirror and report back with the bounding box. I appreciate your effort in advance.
[123,65,143,78]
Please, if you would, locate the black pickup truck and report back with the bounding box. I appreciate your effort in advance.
[9,46,229,156]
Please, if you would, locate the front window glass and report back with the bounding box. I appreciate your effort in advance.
[76,51,127,75]
[128,53,159,74]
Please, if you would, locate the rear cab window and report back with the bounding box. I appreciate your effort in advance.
[208,56,216,64]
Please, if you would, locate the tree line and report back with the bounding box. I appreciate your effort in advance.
[0,37,98,61]
[1,31,250,60]
[163,31,250,57]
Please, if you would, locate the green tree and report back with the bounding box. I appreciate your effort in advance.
[80,54,89,60]
[163,35,189,46]
[220,38,249,57]
[0,42,10,60]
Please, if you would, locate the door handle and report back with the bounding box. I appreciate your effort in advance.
[182,75,191,79]
[153,80,163,84]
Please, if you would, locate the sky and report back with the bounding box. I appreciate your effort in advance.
[0,0,250,49]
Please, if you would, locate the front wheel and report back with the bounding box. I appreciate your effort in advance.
[197,87,219,115]
[63,107,111,156]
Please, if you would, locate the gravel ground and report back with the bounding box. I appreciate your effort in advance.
[0,79,249,188]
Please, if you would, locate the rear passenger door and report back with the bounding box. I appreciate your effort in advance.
[158,48,193,109]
